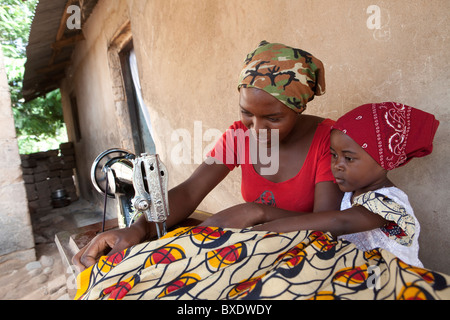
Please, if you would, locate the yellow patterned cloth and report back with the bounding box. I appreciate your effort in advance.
[75,227,450,300]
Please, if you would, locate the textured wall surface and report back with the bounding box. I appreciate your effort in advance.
[0,47,35,262]
[62,0,449,273]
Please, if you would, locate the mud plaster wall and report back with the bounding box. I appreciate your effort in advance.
[0,47,35,262]
[61,0,450,273]
[60,0,135,216]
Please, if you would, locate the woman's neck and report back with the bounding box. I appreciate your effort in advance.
[281,114,322,147]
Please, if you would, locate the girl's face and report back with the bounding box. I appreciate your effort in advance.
[239,87,298,146]
[330,129,390,197]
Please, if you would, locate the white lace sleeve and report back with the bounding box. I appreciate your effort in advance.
[338,187,423,267]
[352,191,416,246]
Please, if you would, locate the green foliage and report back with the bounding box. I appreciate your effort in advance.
[12,89,64,136]
[17,125,69,155]
[0,0,35,58]
[1,0,67,154]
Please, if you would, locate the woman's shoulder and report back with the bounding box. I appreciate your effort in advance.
[316,116,335,128]
[301,116,334,146]
[302,115,335,132]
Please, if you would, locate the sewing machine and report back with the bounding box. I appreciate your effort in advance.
[56,148,210,298]
[90,148,170,238]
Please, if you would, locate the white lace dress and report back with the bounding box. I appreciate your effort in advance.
[338,187,423,267]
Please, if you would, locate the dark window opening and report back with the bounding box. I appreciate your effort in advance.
[70,94,82,142]
[119,41,156,155]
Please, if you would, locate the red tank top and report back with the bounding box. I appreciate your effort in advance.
[207,119,335,212]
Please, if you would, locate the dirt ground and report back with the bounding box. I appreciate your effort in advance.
[0,199,103,300]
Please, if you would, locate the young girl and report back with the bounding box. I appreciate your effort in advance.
[252,102,439,267]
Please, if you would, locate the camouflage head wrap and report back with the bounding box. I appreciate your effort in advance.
[238,41,326,114]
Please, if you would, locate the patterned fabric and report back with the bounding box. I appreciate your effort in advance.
[238,41,326,114]
[352,191,415,247]
[75,226,450,300]
[332,102,440,170]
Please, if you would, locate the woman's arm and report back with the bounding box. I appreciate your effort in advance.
[140,162,232,237]
[313,181,343,212]
[73,161,230,270]
[251,205,387,237]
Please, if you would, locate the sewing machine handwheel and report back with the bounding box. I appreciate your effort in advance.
[91,148,134,198]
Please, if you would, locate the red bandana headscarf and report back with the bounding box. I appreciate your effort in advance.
[332,102,440,170]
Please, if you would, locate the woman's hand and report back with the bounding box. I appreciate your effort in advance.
[72,223,146,271]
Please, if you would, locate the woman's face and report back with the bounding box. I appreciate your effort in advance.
[239,87,298,146]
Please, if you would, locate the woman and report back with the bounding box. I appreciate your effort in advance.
[73,41,343,271]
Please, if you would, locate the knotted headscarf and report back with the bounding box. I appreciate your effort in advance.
[332,102,440,170]
[238,41,326,114]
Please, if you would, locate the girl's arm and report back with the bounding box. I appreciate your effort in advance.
[251,205,388,237]
[199,202,308,229]
[200,181,343,229]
